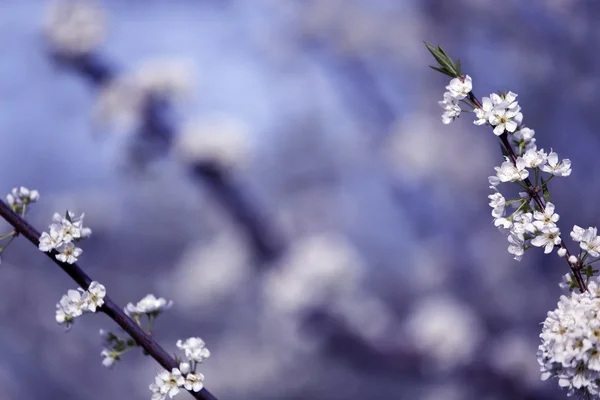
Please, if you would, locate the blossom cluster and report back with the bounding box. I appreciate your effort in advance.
[538,278,600,397]
[1,185,212,398]
[149,338,210,399]
[488,153,571,261]
[55,281,106,329]
[438,75,472,124]
[6,186,39,214]
[429,43,600,398]
[438,76,573,262]
[124,294,173,317]
[39,211,92,264]
[98,294,175,368]
[98,329,137,368]
[43,0,106,56]
[571,226,600,258]
[474,91,521,136]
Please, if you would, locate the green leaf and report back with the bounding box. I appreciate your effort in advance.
[570,280,577,291]
[424,42,459,78]
[424,42,441,59]
[437,46,459,75]
[542,184,551,203]
[429,65,455,78]
[455,59,462,76]
[438,58,457,77]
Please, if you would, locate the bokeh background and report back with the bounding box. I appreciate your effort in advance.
[0,0,598,399]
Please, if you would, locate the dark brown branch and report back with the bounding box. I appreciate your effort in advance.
[0,200,218,400]
[468,92,587,292]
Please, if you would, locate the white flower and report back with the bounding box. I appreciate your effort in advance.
[55,242,83,264]
[520,148,547,169]
[494,217,512,230]
[557,248,567,258]
[532,202,559,231]
[100,349,118,368]
[445,75,472,100]
[177,361,205,391]
[513,212,537,233]
[511,127,536,152]
[39,228,63,252]
[490,107,520,135]
[571,225,586,242]
[502,91,518,105]
[507,233,525,261]
[511,212,536,235]
[581,227,600,258]
[176,337,210,363]
[474,96,496,126]
[5,194,16,208]
[183,372,204,392]
[514,111,524,127]
[151,369,185,399]
[179,362,191,374]
[54,282,107,330]
[476,92,521,135]
[439,92,461,124]
[558,273,574,291]
[404,296,483,369]
[55,307,75,329]
[531,226,561,254]
[516,127,535,141]
[124,294,173,317]
[43,0,106,55]
[541,151,572,177]
[82,281,106,312]
[495,158,529,182]
[174,115,251,170]
[568,255,578,265]
[149,384,166,400]
[55,289,85,328]
[39,210,90,259]
[538,278,600,397]
[488,175,501,187]
[51,211,91,242]
[7,186,40,212]
[488,188,506,219]
[12,186,39,204]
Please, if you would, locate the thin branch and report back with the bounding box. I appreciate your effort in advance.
[0,200,218,400]
[468,92,587,292]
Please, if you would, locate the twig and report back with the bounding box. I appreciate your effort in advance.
[468,92,587,292]
[0,200,218,400]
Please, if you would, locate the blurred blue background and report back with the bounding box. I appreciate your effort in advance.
[0,0,599,399]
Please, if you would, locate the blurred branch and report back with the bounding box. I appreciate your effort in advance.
[304,309,545,400]
[50,52,285,264]
[300,39,397,142]
[191,162,285,262]
[0,200,218,400]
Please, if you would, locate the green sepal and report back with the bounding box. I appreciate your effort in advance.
[542,180,551,203]
[455,59,462,76]
[424,42,461,78]
[429,65,455,78]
